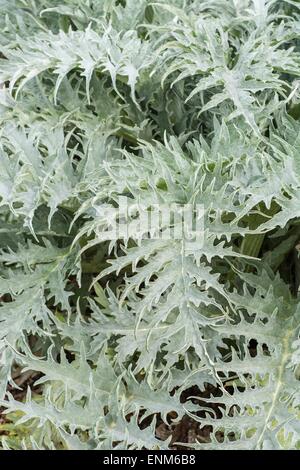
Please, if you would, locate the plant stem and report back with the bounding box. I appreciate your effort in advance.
[240,233,265,258]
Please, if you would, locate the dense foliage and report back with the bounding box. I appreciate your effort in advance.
[1,0,300,450]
